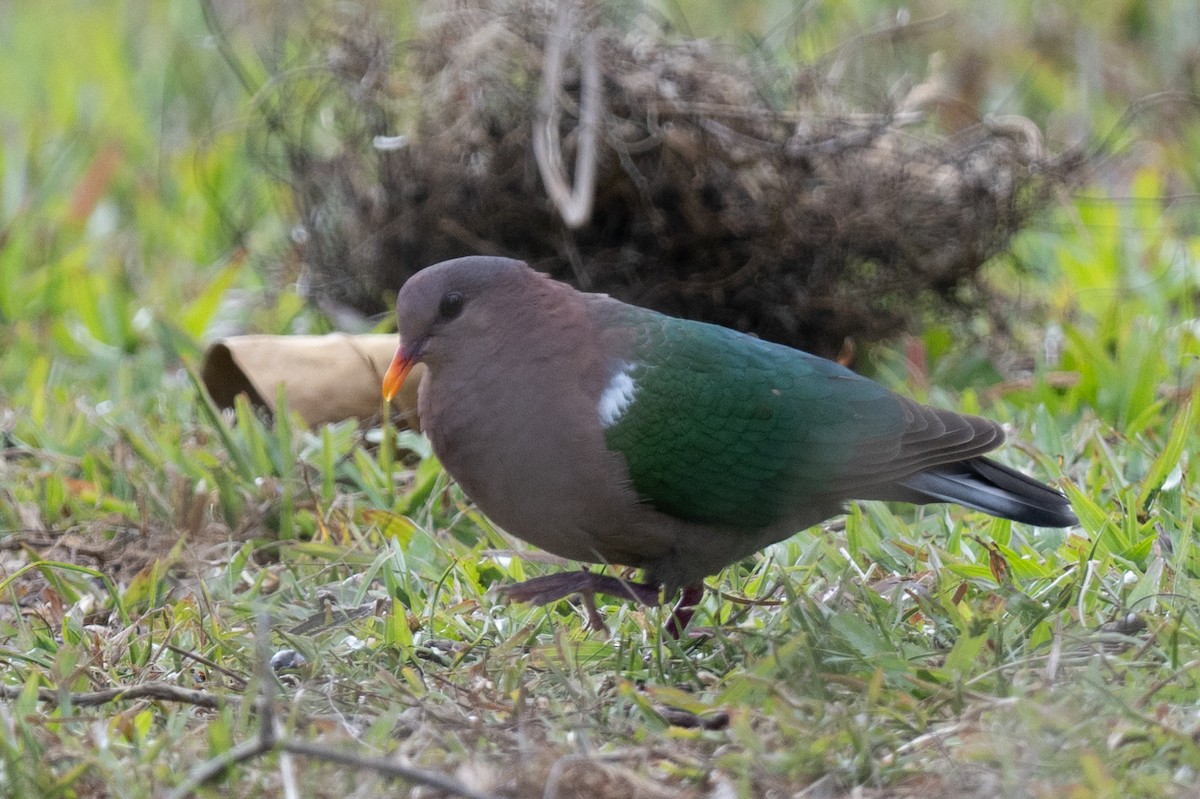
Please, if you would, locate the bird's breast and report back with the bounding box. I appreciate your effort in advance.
[416,364,658,565]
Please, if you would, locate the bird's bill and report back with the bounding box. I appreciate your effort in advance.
[382,346,417,402]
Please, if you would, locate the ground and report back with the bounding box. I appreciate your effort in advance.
[1,1,1199,797]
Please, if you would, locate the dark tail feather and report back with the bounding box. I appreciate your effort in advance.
[894,457,1077,527]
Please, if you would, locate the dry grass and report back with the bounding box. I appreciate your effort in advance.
[238,0,1084,356]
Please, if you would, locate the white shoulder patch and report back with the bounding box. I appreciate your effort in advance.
[598,364,638,427]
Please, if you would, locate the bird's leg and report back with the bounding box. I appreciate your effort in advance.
[666,583,705,639]
[498,570,662,605]
[497,570,662,631]
[578,591,609,634]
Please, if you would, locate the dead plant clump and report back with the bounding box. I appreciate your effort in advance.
[241,0,1084,358]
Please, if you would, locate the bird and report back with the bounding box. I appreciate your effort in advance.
[382,256,1076,633]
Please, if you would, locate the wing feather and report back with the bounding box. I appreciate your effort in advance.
[598,307,1004,529]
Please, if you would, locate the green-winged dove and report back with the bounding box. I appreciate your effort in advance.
[383,257,1076,632]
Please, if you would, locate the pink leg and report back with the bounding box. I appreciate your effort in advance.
[498,571,663,630]
[499,572,705,636]
[667,583,705,638]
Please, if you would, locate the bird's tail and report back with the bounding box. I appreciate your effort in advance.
[894,457,1077,528]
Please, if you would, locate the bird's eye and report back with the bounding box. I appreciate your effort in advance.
[438,291,465,320]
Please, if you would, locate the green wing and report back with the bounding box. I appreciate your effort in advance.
[602,309,908,529]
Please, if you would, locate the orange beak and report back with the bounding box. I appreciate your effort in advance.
[382,344,418,402]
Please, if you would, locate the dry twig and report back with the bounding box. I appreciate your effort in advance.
[159,613,500,799]
[533,0,601,230]
[0,680,226,709]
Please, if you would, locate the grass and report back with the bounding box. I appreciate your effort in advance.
[2,1,1200,797]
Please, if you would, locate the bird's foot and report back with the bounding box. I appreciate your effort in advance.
[498,571,662,605]
[498,572,705,637]
[666,583,705,639]
[498,571,662,632]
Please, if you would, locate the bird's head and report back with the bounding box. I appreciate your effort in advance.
[382,256,535,401]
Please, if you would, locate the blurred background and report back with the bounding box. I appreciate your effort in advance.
[1,0,1197,387]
